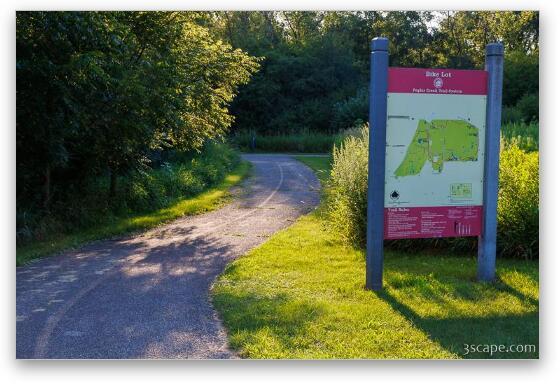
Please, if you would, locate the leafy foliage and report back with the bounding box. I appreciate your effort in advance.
[331,88,368,131]
[435,11,538,68]
[229,35,361,134]
[503,51,539,107]
[497,145,539,258]
[515,93,539,123]
[17,11,259,211]
[501,50,538,123]
[17,142,239,246]
[326,125,539,259]
[206,11,538,136]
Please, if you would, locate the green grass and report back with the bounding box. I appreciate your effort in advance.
[212,156,538,359]
[231,132,342,153]
[501,122,539,152]
[17,161,251,266]
[293,155,331,183]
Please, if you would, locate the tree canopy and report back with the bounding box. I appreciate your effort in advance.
[205,11,538,134]
[17,11,259,206]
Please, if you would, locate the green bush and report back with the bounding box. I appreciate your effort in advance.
[119,142,238,215]
[503,51,539,108]
[501,122,539,152]
[326,125,539,259]
[16,141,239,246]
[497,145,539,258]
[501,95,538,126]
[331,88,368,131]
[177,168,205,196]
[327,125,369,247]
[502,105,525,124]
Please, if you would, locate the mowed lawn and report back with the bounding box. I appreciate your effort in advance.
[211,155,538,359]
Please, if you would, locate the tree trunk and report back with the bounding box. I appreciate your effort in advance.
[109,168,117,199]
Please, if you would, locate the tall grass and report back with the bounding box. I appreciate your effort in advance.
[327,127,369,247]
[501,122,539,152]
[230,131,343,153]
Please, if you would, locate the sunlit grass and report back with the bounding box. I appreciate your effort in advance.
[212,156,538,359]
[292,155,331,183]
[17,161,251,266]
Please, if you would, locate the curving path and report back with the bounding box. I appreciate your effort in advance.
[16,154,320,359]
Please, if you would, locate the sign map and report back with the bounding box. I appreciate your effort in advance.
[394,119,479,177]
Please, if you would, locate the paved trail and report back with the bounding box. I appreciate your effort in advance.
[16,154,320,359]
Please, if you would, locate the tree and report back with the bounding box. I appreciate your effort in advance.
[436,11,538,69]
[214,11,538,134]
[212,11,366,134]
[17,11,259,206]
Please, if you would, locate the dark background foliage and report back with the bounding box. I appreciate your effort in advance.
[208,11,538,134]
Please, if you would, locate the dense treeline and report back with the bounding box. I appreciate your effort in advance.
[207,11,538,134]
[17,11,259,245]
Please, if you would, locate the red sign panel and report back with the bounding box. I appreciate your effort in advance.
[384,206,483,239]
[387,67,488,96]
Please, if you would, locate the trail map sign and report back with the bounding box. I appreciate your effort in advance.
[366,37,504,291]
[384,68,487,239]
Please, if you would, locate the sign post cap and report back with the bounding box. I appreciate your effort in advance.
[371,37,389,52]
[486,42,504,56]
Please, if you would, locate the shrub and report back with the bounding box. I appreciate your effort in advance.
[177,168,205,196]
[503,51,538,108]
[331,88,368,131]
[501,93,538,126]
[497,144,539,258]
[326,125,539,259]
[16,141,239,246]
[127,175,152,212]
[327,125,369,247]
[501,122,539,152]
[502,105,524,124]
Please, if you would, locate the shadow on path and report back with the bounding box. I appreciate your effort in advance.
[17,154,321,359]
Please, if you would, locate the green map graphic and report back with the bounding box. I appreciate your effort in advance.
[394,119,479,177]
